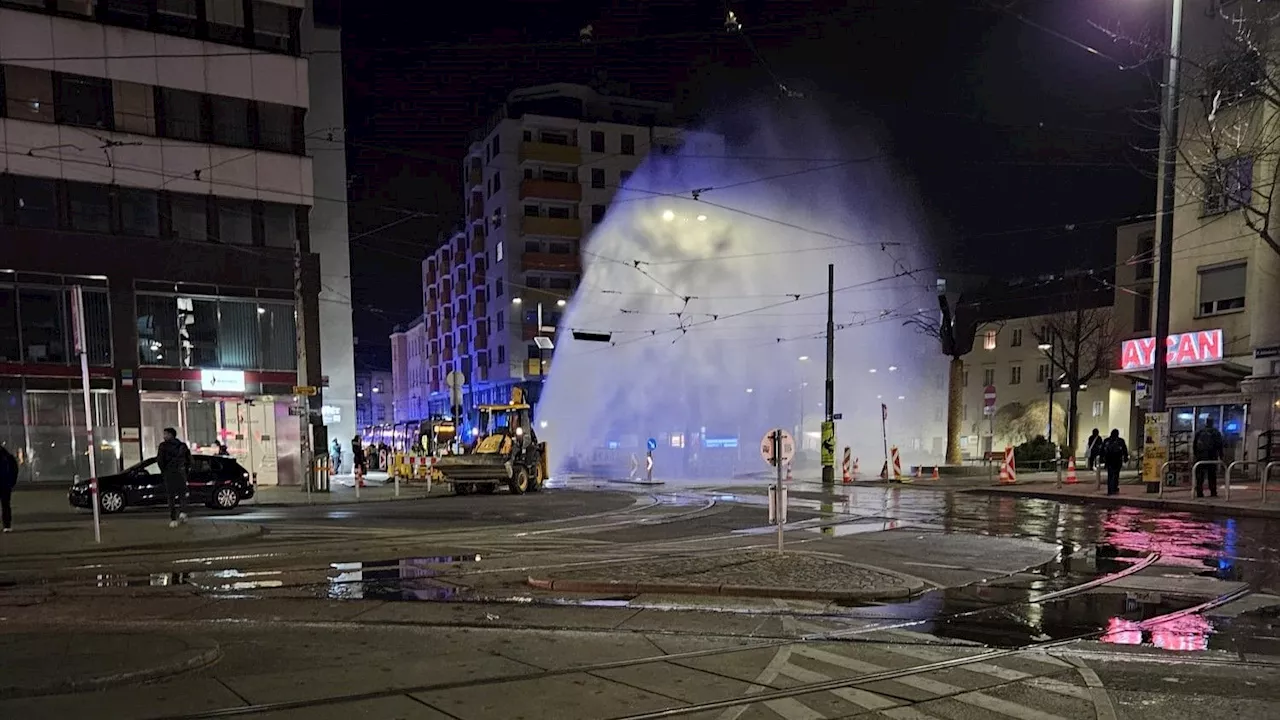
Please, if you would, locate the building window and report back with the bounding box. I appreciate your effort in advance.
[1133,289,1152,333]
[523,204,540,218]
[982,368,995,387]
[983,329,997,350]
[257,102,300,153]
[160,88,205,142]
[1010,328,1022,347]
[252,1,296,52]
[1009,365,1022,385]
[1197,262,1246,316]
[0,287,17,362]
[1134,233,1154,280]
[210,95,251,147]
[19,288,67,363]
[12,176,58,229]
[496,310,504,331]
[590,130,605,152]
[169,193,208,242]
[492,172,502,193]
[962,369,969,387]
[492,133,501,157]
[1092,400,1105,418]
[497,345,505,364]
[4,65,55,123]
[1203,156,1253,215]
[1036,363,1049,384]
[55,73,112,129]
[112,81,155,135]
[206,0,247,44]
[55,0,95,16]
[495,240,504,262]
[217,198,253,245]
[591,168,605,189]
[262,203,297,248]
[155,0,199,35]
[66,182,112,233]
[621,133,636,155]
[117,187,160,237]
[591,204,606,224]
[105,0,150,26]
[495,278,504,297]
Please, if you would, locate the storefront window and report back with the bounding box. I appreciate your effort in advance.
[19,288,67,363]
[258,303,296,370]
[137,294,180,366]
[137,293,295,370]
[0,389,23,458]
[70,391,120,479]
[0,289,18,362]
[179,297,220,368]
[217,300,259,369]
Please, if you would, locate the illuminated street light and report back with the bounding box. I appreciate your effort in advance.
[1037,342,1052,351]
[869,368,877,373]
[513,297,523,305]
[746,388,754,394]
[898,396,905,401]
[696,214,707,222]
[556,299,567,307]
[888,365,898,372]
[661,210,675,222]
[798,355,809,361]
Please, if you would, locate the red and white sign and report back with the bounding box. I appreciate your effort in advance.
[1120,329,1223,371]
[983,385,997,408]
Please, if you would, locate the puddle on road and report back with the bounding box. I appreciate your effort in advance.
[326,555,482,602]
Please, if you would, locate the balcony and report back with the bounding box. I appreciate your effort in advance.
[519,141,581,165]
[471,270,486,288]
[468,198,484,222]
[525,357,549,377]
[522,251,581,273]
[519,178,583,203]
[474,301,487,318]
[470,231,485,253]
[474,333,489,350]
[520,216,581,239]
[467,166,482,188]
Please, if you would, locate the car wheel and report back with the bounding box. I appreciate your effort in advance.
[530,463,545,492]
[98,489,126,514]
[509,467,529,495]
[212,486,240,510]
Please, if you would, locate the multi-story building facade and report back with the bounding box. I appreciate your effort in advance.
[0,0,351,485]
[354,369,390,430]
[412,83,722,421]
[1111,2,1280,466]
[388,314,426,423]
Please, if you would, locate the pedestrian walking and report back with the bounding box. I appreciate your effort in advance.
[157,427,192,528]
[352,436,366,485]
[0,442,19,533]
[1086,428,1103,470]
[330,439,342,474]
[1193,418,1225,498]
[1100,429,1129,496]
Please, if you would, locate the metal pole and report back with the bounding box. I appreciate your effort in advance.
[1047,378,1055,443]
[1151,0,1185,414]
[71,287,100,544]
[822,264,835,485]
[880,405,889,480]
[537,302,544,402]
[775,429,784,554]
[245,400,257,501]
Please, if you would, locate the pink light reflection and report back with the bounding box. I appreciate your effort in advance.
[1101,507,1226,570]
[1100,613,1213,652]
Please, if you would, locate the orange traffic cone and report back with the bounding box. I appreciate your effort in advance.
[931,466,940,480]
[914,465,922,480]
[1065,456,1079,484]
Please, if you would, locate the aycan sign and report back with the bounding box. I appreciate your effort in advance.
[1120,329,1223,371]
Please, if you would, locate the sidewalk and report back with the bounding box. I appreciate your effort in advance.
[0,517,262,558]
[969,479,1280,518]
[0,631,220,699]
[252,475,438,505]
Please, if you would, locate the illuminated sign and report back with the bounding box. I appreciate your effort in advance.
[1120,329,1223,371]
[200,369,245,393]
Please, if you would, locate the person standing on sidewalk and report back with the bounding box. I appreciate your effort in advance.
[157,427,192,528]
[1193,418,1225,498]
[1100,429,1129,495]
[0,442,19,533]
[351,436,366,486]
[1086,429,1103,470]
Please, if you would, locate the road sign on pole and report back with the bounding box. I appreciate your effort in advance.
[983,385,997,409]
[760,428,796,468]
[647,437,658,452]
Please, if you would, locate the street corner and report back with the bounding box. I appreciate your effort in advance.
[525,549,927,602]
[0,630,221,700]
[0,518,263,559]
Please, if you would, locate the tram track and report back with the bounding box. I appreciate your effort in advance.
[148,551,1179,719]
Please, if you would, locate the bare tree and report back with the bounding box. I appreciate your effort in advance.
[906,300,989,465]
[1031,303,1117,455]
[995,399,1068,446]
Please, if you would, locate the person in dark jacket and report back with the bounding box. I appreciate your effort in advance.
[1193,418,1225,498]
[1100,429,1129,495]
[0,442,19,533]
[156,427,192,527]
[351,436,366,484]
[1086,428,1103,470]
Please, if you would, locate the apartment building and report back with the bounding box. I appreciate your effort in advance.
[354,369,390,430]
[958,285,1132,460]
[413,83,723,420]
[0,0,351,485]
[388,314,427,424]
[1114,2,1280,466]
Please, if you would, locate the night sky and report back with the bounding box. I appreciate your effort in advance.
[339,0,1160,367]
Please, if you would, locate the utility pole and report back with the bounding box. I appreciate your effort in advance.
[294,229,314,490]
[821,264,836,485]
[1152,0,1185,414]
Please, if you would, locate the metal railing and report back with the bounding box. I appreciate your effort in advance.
[1157,461,1189,498]
[1225,460,1262,501]
[1264,461,1280,503]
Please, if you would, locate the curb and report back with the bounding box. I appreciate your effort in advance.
[526,575,923,602]
[965,487,1280,519]
[0,636,222,700]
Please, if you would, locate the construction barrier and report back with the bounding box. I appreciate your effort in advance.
[842,447,852,484]
[891,446,903,482]
[931,466,939,480]
[999,446,1017,484]
[785,462,793,483]
[1065,456,1079,484]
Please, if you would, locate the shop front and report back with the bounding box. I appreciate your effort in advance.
[1117,328,1256,475]
[136,369,304,486]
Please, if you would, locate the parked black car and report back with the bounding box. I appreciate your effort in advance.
[69,456,254,513]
